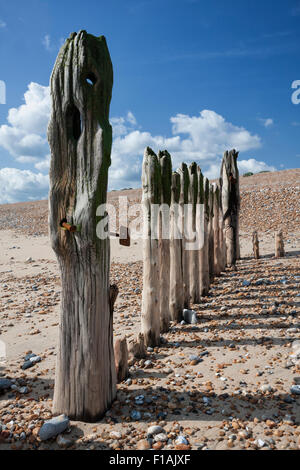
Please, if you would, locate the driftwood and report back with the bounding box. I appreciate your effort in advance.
[188,162,200,303]
[275,230,285,258]
[220,149,240,267]
[48,31,116,421]
[178,163,190,308]
[252,231,260,259]
[169,171,184,321]
[141,147,161,347]
[114,337,129,383]
[158,150,172,332]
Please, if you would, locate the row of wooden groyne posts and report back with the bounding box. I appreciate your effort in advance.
[47,31,283,423]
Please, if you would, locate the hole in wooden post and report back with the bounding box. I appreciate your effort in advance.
[66,104,82,141]
[85,72,97,86]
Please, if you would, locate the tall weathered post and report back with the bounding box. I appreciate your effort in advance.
[178,163,190,308]
[48,31,116,421]
[199,176,210,296]
[218,177,227,272]
[169,172,184,322]
[158,150,172,332]
[188,162,200,303]
[220,149,240,268]
[212,183,221,276]
[141,147,161,347]
[208,183,215,282]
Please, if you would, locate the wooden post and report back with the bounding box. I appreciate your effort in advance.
[199,176,210,296]
[275,230,285,258]
[169,171,184,322]
[218,177,227,272]
[220,149,240,268]
[212,183,221,276]
[158,150,172,333]
[178,163,190,308]
[141,147,161,347]
[208,183,215,282]
[188,162,200,304]
[48,31,116,421]
[252,231,260,259]
[114,337,129,383]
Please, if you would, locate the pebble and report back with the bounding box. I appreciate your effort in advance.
[182,309,198,324]
[147,425,164,436]
[290,385,300,395]
[0,378,12,391]
[39,414,70,441]
[137,439,151,450]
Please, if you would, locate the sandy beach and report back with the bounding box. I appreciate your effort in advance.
[0,169,300,450]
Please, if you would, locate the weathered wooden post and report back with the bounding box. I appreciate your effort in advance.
[208,183,215,282]
[220,149,240,268]
[218,178,227,272]
[275,230,285,258]
[141,147,161,347]
[188,162,200,304]
[158,150,172,332]
[178,163,190,308]
[252,231,260,259]
[198,176,210,296]
[114,337,129,383]
[212,183,221,276]
[169,171,184,322]
[48,31,116,421]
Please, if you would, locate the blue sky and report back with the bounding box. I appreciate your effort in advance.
[0,0,299,203]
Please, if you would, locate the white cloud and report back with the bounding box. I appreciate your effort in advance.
[34,154,50,172]
[109,110,262,189]
[0,81,273,201]
[42,34,51,51]
[258,117,274,128]
[0,82,50,162]
[0,168,49,204]
[238,158,276,175]
[0,20,6,28]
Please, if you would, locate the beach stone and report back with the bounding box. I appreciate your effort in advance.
[147,425,164,436]
[56,434,73,448]
[0,379,12,391]
[110,431,122,439]
[39,414,70,441]
[290,385,300,395]
[154,433,168,442]
[21,361,34,370]
[29,355,41,364]
[137,439,151,450]
[175,435,189,445]
[183,309,197,324]
[130,410,141,421]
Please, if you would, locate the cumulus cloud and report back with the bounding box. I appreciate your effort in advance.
[0,168,49,204]
[238,158,276,175]
[109,110,262,189]
[0,81,273,202]
[258,117,274,128]
[0,82,50,163]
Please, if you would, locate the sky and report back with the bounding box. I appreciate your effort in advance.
[0,0,299,204]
